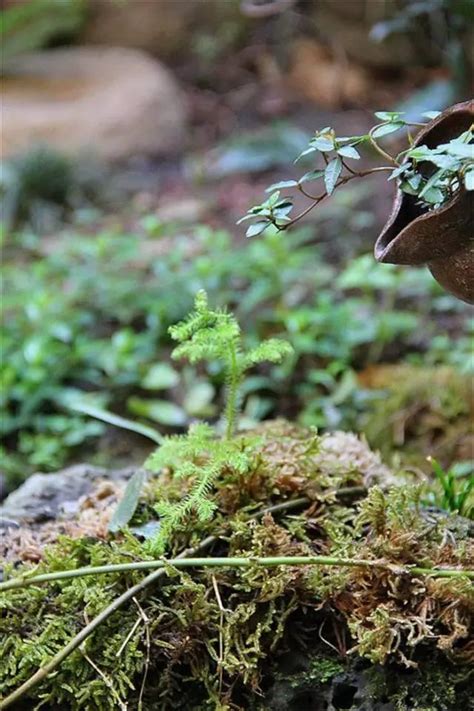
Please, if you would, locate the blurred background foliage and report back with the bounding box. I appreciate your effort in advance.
[0,0,472,493]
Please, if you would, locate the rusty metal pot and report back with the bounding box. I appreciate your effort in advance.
[375,100,473,304]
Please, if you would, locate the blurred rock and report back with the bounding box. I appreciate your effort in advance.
[1,47,187,162]
[288,39,368,107]
[0,464,137,522]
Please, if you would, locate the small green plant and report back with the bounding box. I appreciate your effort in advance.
[144,290,293,553]
[239,111,473,237]
[426,456,474,517]
[1,0,86,67]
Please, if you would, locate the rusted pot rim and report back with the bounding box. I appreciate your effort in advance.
[375,100,473,266]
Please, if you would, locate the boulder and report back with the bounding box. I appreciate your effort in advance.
[1,47,188,162]
[0,463,138,522]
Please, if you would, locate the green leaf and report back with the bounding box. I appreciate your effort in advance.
[464,168,474,191]
[142,363,180,390]
[421,186,444,204]
[372,122,404,138]
[265,180,298,192]
[246,221,269,238]
[311,136,334,152]
[128,397,187,427]
[108,470,147,533]
[267,191,281,206]
[324,158,343,195]
[443,142,473,159]
[66,400,163,444]
[337,145,360,160]
[374,111,404,121]
[298,169,325,184]
[389,163,410,180]
[273,200,293,219]
[418,168,445,199]
[295,146,316,162]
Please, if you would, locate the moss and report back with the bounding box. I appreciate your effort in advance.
[360,365,473,468]
[0,422,472,710]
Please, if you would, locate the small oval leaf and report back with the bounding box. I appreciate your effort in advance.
[324,157,343,195]
[372,122,404,138]
[246,221,269,238]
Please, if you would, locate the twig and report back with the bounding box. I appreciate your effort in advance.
[368,126,400,166]
[285,167,393,228]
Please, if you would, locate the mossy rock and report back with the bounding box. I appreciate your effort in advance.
[1,422,472,710]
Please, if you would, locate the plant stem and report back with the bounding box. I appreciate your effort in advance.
[286,167,393,228]
[368,127,400,166]
[224,343,240,439]
[1,554,472,593]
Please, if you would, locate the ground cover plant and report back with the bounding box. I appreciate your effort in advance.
[1,293,473,710]
[2,211,472,488]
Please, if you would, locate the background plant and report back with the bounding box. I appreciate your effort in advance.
[239,111,474,237]
[2,212,471,488]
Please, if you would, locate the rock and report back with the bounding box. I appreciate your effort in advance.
[0,464,139,522]
[1,47,187,162]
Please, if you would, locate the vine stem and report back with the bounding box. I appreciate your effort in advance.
[287,166,393,228]
[368,127,400,166]
[1,555,472,594]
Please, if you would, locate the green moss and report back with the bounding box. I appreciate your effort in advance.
[1,423,472,710]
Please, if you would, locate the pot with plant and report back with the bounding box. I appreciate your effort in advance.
[239,100,474,303]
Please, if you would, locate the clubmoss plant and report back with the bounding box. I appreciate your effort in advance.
[144,290,293,553]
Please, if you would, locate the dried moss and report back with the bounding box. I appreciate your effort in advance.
[0,422,472,710]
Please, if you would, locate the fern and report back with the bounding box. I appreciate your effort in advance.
[145,290,293,554]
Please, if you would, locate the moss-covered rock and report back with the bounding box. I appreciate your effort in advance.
[0,422,472,710]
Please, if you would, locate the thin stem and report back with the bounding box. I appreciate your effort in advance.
[224,343,240,439]
[368,127,400,167]
[297,183,319,200]
[286,167,393,228]
[1,556,472,593]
